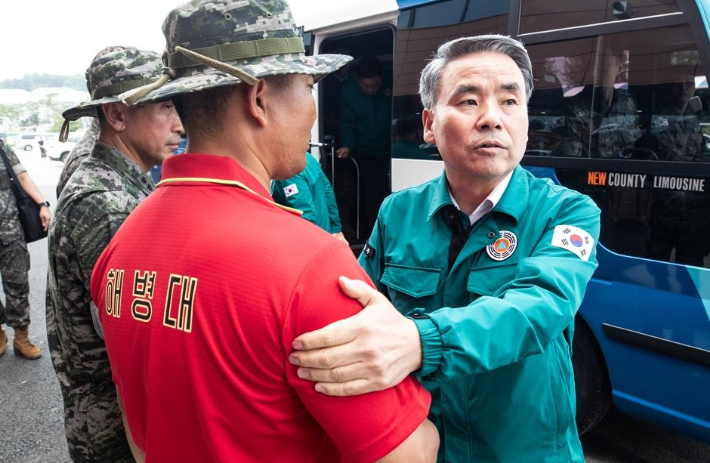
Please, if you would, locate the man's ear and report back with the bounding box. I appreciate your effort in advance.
[243,79,268,127]
[101,103,128,132]
[422,108,436,144]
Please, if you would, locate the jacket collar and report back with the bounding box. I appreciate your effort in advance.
[427,165,527,224]
[90,141,154,194]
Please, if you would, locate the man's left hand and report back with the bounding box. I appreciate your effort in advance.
[289,276,422,396]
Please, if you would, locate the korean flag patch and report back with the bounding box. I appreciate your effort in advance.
[551,225,594,261]
[283,183,299,198]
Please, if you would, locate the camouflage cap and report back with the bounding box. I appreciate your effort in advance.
[123,0,352,105]
[62,46,164,123]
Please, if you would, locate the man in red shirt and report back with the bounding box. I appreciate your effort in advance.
[90,1,438,462]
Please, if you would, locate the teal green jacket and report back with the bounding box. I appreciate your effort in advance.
[358,166,600,463]
[339,75,392,156]
[272,153,342,233]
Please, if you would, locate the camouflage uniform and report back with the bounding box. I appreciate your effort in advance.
[47,141,154,462]
[56,119,100,197]
[47,45,164,463]
[0,140,31,329]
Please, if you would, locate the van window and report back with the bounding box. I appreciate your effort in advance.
[520,0,681,34]
[525,25,710,267]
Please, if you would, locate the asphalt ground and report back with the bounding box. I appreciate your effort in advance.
[1,149,709,462]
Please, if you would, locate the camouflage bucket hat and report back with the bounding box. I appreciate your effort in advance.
[122,0,352,106]
[59,46,164,141]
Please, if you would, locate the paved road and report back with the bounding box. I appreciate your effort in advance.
[1,149,710,462]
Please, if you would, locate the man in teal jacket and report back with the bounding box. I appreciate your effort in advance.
[272,152,347,243]
[289,35,601,462]
[336,55,392,236]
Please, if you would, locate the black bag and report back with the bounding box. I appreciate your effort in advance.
[0,147,48,243]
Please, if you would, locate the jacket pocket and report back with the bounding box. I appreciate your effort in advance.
[381,264,440,298]
[466,264,517,298]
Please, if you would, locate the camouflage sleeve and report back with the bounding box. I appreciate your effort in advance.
[1,141,27,175]
[76,211,130,335]
[74,211,131,295]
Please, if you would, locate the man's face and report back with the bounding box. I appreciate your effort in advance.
[269,74,317,180]
[123,100,184,171]
[359,75,381,96]
[422,52,528,185]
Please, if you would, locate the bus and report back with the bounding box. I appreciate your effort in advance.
[298,0,710,443]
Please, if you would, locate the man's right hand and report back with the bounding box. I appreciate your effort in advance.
[288,276,423,396]
[336,147,351,159]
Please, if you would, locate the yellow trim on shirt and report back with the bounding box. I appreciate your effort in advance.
[157,176,303,216]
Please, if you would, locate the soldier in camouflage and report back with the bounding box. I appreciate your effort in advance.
[0,139,51,360]
[56,119,100,197]
[46,45,184,463]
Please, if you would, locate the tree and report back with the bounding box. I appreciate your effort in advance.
[39,93,61,124]
[0,74,85,92]
[0,103,22,124]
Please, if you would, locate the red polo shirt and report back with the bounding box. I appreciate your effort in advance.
[91,154,430,463]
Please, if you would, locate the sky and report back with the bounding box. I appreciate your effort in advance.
[0,0,315,84]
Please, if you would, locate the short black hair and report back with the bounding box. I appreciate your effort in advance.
[356,55,382,79]
[174,75,295,136]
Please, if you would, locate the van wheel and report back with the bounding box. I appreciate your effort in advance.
[573,317,612,435]
[60,152,68,162]
[24,145,32,151]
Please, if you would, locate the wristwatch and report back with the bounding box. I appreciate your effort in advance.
[38,201,50,208]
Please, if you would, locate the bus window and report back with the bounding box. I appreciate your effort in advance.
[525,26,710,267]
[520,0,681,34]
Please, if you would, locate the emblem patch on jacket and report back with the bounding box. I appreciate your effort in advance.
[283,183,299,197]
[486,231,517,261]
[551,225,594,261]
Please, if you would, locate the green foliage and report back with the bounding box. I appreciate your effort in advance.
[0,74,85,92]
[0,103,22,121]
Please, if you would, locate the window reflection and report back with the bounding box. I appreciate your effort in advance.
[526,26,710,267]
[520,0,680,34]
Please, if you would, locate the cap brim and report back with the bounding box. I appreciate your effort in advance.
[62,75,170,121]
[124,53,352,106]
[62,94,119,121]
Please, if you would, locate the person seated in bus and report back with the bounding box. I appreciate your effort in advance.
[392,114,430,160]
[551,43,640,158]
[647,66,710,267]
[337,55,392,237]
[272,152,348,244]
[290,34,601,463]
[652,68,706,162]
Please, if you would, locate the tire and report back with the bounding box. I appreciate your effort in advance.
[573,317,612,435]
[60,151,69,163]
[24,144,32,151]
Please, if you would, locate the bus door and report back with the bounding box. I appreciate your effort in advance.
[317,28,395,248]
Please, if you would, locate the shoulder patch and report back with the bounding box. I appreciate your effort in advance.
[551,225,594,261]
[283,183,299,197]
